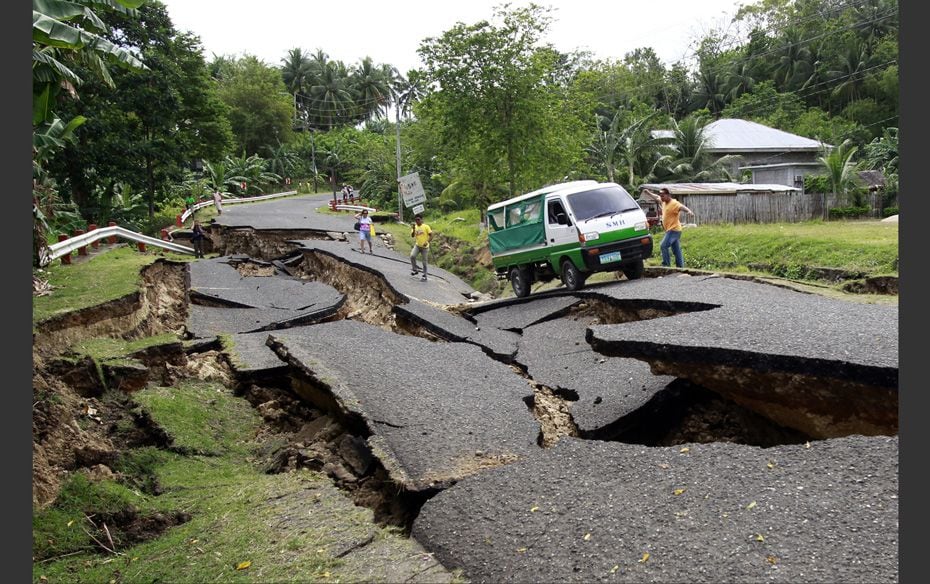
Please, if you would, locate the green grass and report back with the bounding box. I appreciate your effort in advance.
[33,381,396,583]
[666,220,899,276]
[33,246,192,325]
[68,334,179,361]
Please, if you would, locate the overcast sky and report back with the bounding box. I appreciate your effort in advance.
[157,0,746,73]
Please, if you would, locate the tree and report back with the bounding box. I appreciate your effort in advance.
[216,55,294,154]
[418,4,586,200]
[657,114,741,183]
[47,1,233,222]
[818,139,860,201]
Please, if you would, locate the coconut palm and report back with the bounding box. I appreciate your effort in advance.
[310,61,354,129]
[658,115,741,183]
[351,57,391,121]
[818,139,860,201]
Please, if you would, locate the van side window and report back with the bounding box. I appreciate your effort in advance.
[547,200,569,225]
[505,196,543,228]
[488,208,505,232]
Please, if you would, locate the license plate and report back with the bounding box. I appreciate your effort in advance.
[599,251,622,263]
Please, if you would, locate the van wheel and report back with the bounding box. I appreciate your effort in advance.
[561,260,585,291]
[510,266,532,298]
[621,259,644,280]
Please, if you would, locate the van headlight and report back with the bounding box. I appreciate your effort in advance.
[582,231,600,242]
[634,221,647,231]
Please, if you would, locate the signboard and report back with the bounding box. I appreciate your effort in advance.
[412,204,425,215]
[399,172,426,208]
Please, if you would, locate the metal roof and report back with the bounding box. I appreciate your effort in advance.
[702,119,826,152]
[651,119,828,152]
[639,182,801,195]
[739,162,824,170]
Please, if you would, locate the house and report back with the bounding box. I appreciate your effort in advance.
[654,119,829,189]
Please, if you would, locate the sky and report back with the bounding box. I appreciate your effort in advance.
[157,0,747,74]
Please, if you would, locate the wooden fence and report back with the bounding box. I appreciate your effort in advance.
[676,191,888,224]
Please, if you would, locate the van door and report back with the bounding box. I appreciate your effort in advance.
[545,196,577,251]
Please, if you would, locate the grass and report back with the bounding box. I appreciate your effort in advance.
[667,220,899,276]
[33,246,192,325]
[33,380,408,583]
[68,334,179,361]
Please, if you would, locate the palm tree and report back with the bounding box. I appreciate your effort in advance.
[281,48,314,127]
[818,139,860,203]
[590,109,667,189]
[660,115,741,182]
[692,68,728,117]
[394,69,428,120]
[828,40,870,105]
[264,142,300,179]
[351,57,391,122]
[203,160,247,197]
[310,61,354,129]
[772,27,809,91]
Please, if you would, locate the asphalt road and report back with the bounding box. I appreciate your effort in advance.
[192,194,899,582]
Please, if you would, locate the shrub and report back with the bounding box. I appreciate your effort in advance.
[803,174,832,194]
[882,206,899,217]
[828,206,871,219]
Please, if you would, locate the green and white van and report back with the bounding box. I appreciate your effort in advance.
[487,181,654,297]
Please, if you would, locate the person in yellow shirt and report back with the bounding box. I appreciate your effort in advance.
[642,187,694,268]
[409,214,433,281]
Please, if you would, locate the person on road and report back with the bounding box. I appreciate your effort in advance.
[212,190,223,215]
[355,209,374,254]
[409,214,433,281]
[191,220,206,258]
[641,187,694,268]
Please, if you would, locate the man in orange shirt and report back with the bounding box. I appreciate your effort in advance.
[642,187,694,268]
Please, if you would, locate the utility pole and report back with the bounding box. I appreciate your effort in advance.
[395,101,403,221]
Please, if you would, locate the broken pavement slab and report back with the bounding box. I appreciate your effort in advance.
[394,299,521,362]
[190,255,344,311]
[213,193,355,232]
[290,239,477,305]
[469,294,583,332]
[582,275,898,438]
[412,435,898,583]
[267,320,540,491]
[518,316,675,436]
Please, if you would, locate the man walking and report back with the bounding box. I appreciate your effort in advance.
[641,187,694,268]
[409,214,433,281]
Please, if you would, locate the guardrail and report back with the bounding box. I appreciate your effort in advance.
[179,189,298,224]
[42,225,195,267]
[45,190,305,267]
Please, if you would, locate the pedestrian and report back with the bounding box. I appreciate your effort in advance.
[341,184,350,203]
[191,220,206,258]
[185,193,196,212]
[409,214,433,281]
[641,187,694,268]
[354,209,374,254]
[212,190,223,215]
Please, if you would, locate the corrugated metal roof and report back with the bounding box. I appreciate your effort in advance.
[739,162,823,170]
[703,119,825,152]
[639,182,800,195]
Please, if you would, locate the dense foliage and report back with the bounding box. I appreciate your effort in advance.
[34,0,899,255]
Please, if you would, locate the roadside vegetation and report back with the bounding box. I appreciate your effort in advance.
[33,380,397,583]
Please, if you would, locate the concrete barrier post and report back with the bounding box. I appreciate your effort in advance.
[176,214,182,227]
[58,234,71,265]
[160,228,170,241]
[137,241,147,252]
[107,221,118,244]
[88,224,99,248]
[75,229,87,256]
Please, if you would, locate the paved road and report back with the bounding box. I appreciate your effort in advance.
[193,194,898,582]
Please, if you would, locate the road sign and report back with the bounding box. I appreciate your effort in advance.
[399,172,426,208]
[412,204,425,215]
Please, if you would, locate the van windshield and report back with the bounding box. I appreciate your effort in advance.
[566,185,640,222]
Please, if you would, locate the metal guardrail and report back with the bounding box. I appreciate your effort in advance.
[180,189,299,223]
[42,226,195,266]
[44,190,303,266]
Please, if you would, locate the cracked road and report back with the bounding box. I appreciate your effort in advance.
[195,193,898,582]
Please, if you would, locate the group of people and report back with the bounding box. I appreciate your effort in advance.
[341,184,356,203]
[353,210,433,281]
[184,191,225,216]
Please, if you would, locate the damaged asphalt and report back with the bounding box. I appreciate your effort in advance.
[189,193,900,582]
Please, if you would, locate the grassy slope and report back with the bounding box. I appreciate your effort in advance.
[34,381,428,583]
